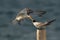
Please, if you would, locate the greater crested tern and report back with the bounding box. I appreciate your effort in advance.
[12,8,33,24]
[31,18,56,30]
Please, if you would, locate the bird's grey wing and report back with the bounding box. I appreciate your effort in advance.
[16,8,27,17]
[45,18,56,25]
[16,13,25,17]
[35,10,47,17]
[32,10,46,17]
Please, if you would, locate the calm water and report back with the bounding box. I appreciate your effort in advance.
[0,0,60,40]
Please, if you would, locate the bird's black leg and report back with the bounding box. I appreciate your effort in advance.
[17,21,21,25]
[16,20,21,25]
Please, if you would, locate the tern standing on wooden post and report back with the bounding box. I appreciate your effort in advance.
[30,18,56,40]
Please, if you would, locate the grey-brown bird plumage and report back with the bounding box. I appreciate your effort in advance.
[12,8,33,25]
[32,18,56,29]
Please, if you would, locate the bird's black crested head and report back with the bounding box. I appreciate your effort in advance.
[32,19,36,22]
[26,8,33,15]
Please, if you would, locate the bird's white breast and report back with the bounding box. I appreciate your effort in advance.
[33,22,40,25]
[33,22,40,27]
[16,16,23,20]
[33,22,44,28]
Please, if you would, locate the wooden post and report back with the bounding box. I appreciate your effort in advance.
[41,29,46,40]
[36,29,46,40]
[36,29,41,40]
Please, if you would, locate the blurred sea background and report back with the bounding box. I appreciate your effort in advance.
[0,0,60,40]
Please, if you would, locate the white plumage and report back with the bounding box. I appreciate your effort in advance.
[32,18,56,29]
[33,22,46,28]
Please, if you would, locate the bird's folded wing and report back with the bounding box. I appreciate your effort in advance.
[32,10,46,17]
[44,18,56,25]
